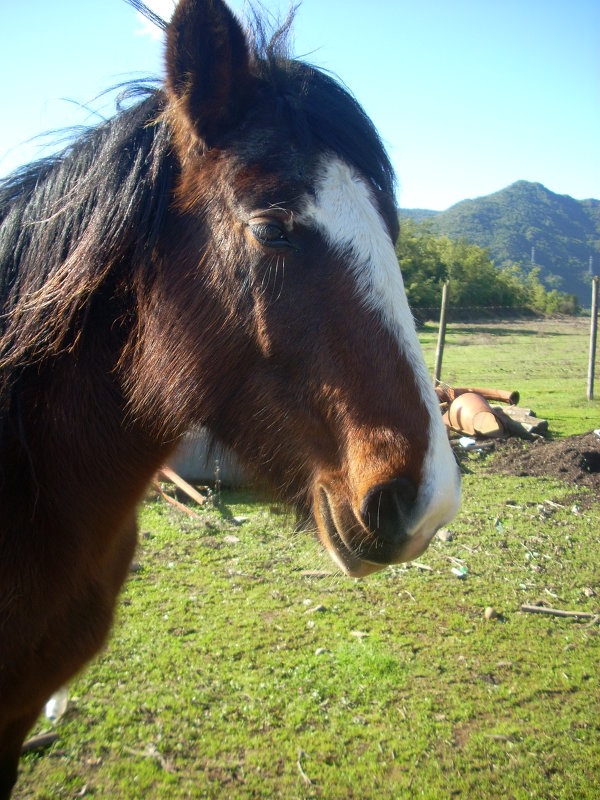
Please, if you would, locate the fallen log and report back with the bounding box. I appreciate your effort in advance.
[436,384,519,406]
[457,386,519,405]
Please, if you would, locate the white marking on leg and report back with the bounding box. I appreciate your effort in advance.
[300,155,460,540]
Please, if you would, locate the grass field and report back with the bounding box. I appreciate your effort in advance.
[419,316,598,438]
[14,318,600,799]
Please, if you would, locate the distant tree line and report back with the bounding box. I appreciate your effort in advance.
[396,219,580,317]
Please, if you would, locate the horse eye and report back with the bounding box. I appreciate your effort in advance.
[249,221,289,246]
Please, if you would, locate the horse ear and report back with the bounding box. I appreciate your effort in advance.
[165,0,253,147]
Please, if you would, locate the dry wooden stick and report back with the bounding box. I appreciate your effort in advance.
[297,749,313,786]
[158,466,207,506]
[521,604,598,621]
[21,732,59,754]
[153,479,203,520]
[124,744,175,773]
[300,570,334,578]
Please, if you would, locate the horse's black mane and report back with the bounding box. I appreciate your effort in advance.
[0,7,395,376]
[0,91,173,369]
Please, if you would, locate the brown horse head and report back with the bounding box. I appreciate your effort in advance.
[127,0,460,576]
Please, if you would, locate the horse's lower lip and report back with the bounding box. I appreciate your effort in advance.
[315,487,381,576]
[315,484,435,577]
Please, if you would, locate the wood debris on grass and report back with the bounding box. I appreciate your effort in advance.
[153,479,203,520]
[159,466,209,505]
[493,405,548,437]
[436,382,548,440]
[296,749,313,786]
[435,384,520,407]
[124,744,176,774]
[300,570,335,578]
[521,604,598,622]
[411,562,433,572]
[21,732,59,754]
[305,604,327,614]
[153,465,210,520]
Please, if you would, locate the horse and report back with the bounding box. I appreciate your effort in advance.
[0,1,461,794]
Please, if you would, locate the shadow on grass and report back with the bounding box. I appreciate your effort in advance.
[445,325,567,338]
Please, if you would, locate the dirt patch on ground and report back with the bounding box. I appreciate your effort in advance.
[481,432,600,489]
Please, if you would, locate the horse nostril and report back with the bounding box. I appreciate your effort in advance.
[359,477,418,541]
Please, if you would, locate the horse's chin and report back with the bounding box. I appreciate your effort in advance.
[314,484,432,578]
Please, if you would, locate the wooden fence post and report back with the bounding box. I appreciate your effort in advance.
[433,281,450,386]
[588,276,599,401]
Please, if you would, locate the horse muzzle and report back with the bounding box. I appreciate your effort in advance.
[314,469,460,577]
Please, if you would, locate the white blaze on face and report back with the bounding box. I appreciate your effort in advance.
[300,155,461,546]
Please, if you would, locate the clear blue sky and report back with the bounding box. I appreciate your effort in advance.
[1,0,598,210]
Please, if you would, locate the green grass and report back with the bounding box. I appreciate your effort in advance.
[14,319,600,799]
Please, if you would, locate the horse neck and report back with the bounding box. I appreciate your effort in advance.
[5,315,175,540]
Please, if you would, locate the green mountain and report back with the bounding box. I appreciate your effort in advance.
[400,181,600,303]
